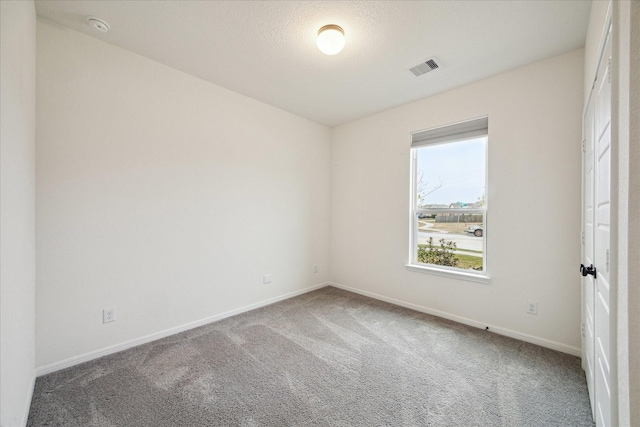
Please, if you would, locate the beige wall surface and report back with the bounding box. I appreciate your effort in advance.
[0,1,37,426]
[330,49,585,352]
[627,4,640,422]
[610,1,640,424]
[36,19,331,369]
[624,3,640,424]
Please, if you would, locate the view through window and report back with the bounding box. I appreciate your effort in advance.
[410,118,487,275]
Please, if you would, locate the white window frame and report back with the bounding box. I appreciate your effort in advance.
[406,117,490,284]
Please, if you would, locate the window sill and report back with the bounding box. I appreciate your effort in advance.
[405,264,490,284]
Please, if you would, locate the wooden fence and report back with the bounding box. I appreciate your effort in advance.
[435,213,483,223]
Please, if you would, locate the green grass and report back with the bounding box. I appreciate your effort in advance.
[455,254,483,270]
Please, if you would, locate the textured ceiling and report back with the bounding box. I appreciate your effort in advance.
[34,1,591,127]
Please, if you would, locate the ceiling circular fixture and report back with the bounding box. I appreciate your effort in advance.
[317,24,345,55]
[87,16,110,33]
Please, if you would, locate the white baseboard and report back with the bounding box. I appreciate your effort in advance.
[36,282,330,377]
[328,282,581,357]
[36,280,580,377]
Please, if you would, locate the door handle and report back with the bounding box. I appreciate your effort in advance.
[580,264,597,279]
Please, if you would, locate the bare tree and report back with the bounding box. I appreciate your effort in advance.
[476,193,486,207]
[417,170,443,207]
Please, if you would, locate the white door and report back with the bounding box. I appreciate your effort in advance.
[582,25,613,427]
[583,86,596,415]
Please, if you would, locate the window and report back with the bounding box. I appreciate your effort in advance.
[408,117,488,282]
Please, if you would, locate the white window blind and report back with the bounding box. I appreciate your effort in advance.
[411,116,488,147]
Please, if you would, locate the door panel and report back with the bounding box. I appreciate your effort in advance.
[583,24,612,427]
[583,97,596,414]
[594,29,612,427]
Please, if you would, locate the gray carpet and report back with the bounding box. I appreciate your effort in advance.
[28,286,594,426]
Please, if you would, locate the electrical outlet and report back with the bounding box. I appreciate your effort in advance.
[313,265,318,274]
[263,274,272,284]
[103,307,116,323]
[526,301,538,315]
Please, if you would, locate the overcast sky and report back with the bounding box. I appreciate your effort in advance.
[417,137,486,206]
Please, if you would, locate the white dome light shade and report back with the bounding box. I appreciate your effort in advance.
[317,25,345,55]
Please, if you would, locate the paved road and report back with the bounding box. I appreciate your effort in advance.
[417,230,483,252]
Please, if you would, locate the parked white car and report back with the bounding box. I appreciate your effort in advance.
[467,225,483,237]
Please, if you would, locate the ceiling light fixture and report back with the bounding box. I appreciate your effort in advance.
[317,25,345,55]
[87,16,110,33]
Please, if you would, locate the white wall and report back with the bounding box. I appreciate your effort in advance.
[627,2,640,417]
[626,4,640,422]
[611,1,640,425]
[0,1,37,425]
[36,20,331,369]
[331,49,584,352]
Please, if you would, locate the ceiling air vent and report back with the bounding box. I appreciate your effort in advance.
[409,58,440,77]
